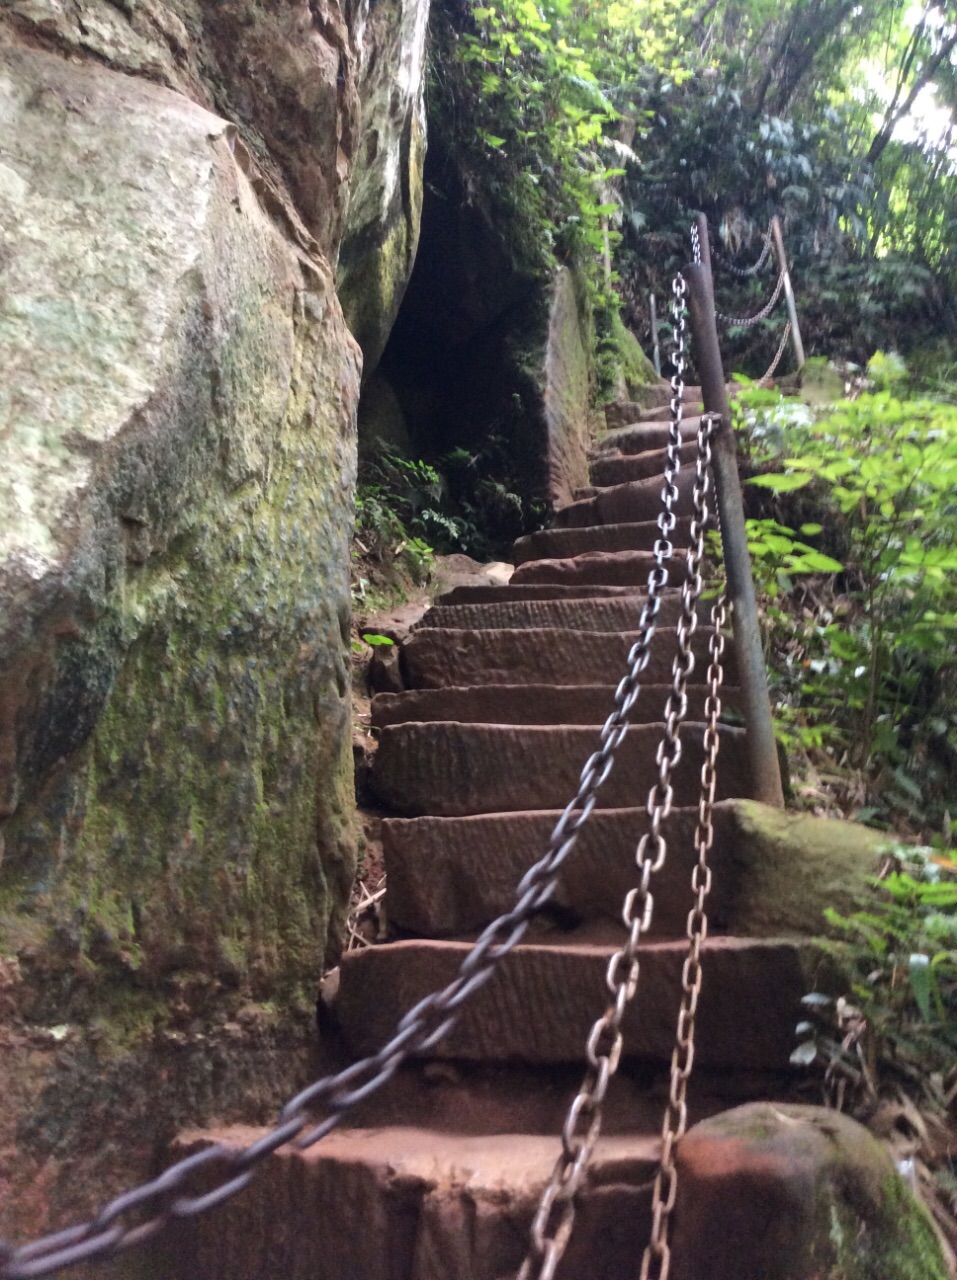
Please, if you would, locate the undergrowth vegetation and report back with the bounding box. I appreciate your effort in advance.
[352,441,544,606]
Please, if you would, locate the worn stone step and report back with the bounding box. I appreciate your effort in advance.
[167,1125,661,1280]
[554,473,696,529]
[510,550,697,589]
[371,682,741,728]
[401,626,736,690]
[511,519,693,567]
[370,721,750,816]
[432,582,662,606]
[383,804,746,936]
[605,386,702,429]
[336,932,813,1069]
[415,594,691,632]
[594,416,701,456]
[589,441,698,488]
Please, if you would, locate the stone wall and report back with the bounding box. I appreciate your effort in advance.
[0,0,427,1239]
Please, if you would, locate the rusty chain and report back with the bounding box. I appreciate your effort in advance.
[640,589,727,1280]
[0,265,703,1280]
[715,267,786,327]
[758,320,792,387]
[517,298,725,1279]
[721,221,773,277]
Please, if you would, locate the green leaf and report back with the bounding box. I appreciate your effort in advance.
[361,633,395,647]
[748,473,812,493]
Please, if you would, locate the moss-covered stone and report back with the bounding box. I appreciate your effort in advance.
[671,1102,949,1280]
[715,799,888,937]
[0,36,362,1237]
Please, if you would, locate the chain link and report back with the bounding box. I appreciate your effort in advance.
[0,262,704,1280]
[517,295,724,1280]
[715,267,786,327]
[640,590,727,1280]
[721,221,773,278]
[758,321,792,386]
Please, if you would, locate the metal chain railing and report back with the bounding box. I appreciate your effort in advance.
[721,221,773,278]
[0,248,706,1280]
[715,267,786,327]
[640,591,727,1280]
[517,316,725,1279]
[758,320,792,386]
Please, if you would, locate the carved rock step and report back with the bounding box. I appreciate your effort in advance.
[336,933,813,1068]
[554,472,696,529]
[371,683,742,729]
[510,550,695,588]
[594,415,701,457]
[383,803,749,936]
[401,627,736,691]
[414,592,709,633]
[511,518,693,566]
[167,1125,661,1280]
[370,722,750,816]
[590,442,698,488]
[604,387,703,429]
[432,583,685,607]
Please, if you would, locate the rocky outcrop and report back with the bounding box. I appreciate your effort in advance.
[0,0,427,1240]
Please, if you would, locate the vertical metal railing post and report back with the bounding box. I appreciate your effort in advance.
[649,293,661,376]
[770,215,806,372]
[685,215,785,807]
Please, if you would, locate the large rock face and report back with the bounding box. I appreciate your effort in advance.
[0,0,427,1240]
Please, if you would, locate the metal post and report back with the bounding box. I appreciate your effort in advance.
[650,293,661,376]
[770,216,806,372]
[684,256,785,808]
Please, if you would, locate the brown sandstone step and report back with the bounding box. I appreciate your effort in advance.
[589,441,698,488]
[168,1125,661,1280]
[604,387,703,429]
[509,550,696,588]
[370,722,750,816]
[414,592,706,633]
[383,804,745,936]
[511,518,693,566]
[594,416,701,456]
[432,582,660,606]
[554,472,696,528]
[399,622,731,691]
[401,626,736,690]
[336,932,813,1069]
[371,683,741,729]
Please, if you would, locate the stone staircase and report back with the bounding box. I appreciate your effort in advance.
[170,388,818,1280]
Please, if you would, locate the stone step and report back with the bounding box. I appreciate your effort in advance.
[594,416,702,456]
[432,582,665,606]
[510,550,695,589]
[511,519,692,566]
[401,626,736,690]
[604,387,702,430]
[554,472,696,528]
[383,803,748,936]
[371,682,741,728]
[414,593,704,633]
[336,932,813,1069]
[168,1125,662,1280]
[589,441,698,488]
[370,721,750,816]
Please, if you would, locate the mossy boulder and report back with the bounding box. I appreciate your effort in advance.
[0,23,368,1235]
[712,800,887,937]
[671,1102,948,1280]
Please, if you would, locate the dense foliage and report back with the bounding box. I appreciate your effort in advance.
[434,0,957,374]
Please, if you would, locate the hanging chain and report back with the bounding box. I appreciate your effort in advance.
[715,267,786,327]
[722,220,773,277]
[640,590,727,1280]
[758,321,792,387]
[517,328,723,1280]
